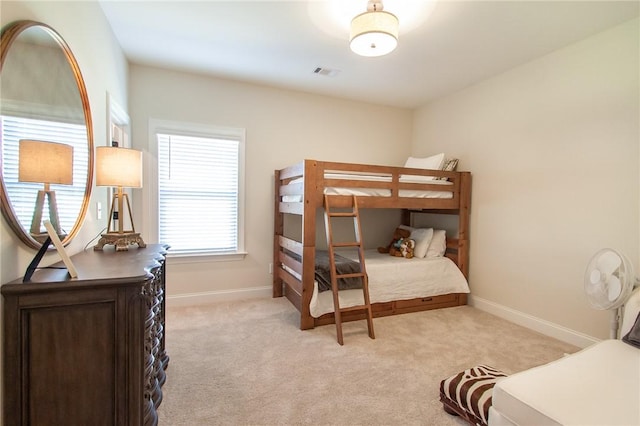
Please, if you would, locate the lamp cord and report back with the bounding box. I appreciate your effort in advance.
[84,227,107,251]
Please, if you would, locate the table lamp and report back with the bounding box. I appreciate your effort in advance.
[18,139,73,243]
[93,146,146,251]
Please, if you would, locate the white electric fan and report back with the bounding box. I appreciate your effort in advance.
[584,248,639,338]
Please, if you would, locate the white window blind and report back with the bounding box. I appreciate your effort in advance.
[1,115,88,234]
[157,131,243,254]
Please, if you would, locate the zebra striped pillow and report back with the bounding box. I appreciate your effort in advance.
[440,364,507,426]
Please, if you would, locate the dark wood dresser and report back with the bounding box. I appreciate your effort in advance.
[2,244,169,426]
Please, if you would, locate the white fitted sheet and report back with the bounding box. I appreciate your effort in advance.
[303,250,469,318]
[282,174,454,202]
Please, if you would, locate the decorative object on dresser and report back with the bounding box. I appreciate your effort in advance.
[2,244,169,426]
[23,220,78,282]
[94,145,146,251]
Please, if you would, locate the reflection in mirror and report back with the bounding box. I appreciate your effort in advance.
[18,139,74,243]
[0,21,93,249]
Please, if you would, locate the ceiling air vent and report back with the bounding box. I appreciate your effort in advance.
[313,67,340,77]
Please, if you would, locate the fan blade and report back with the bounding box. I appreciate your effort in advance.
[597,250,622,275]
[607,275,622,302]
[589,269,604,285]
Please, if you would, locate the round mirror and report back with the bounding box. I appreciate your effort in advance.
[0,20,93,249]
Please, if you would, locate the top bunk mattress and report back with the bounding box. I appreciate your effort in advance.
[283,173,454,201]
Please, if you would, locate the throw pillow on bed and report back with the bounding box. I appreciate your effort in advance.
[410,228,434,258]
[435,158,459,181]
[622,311,640,349]
[402,153,445,182]
[426,229,447,257]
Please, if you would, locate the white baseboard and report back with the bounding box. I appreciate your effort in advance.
[166,285,272,308]
[469,295,600,349]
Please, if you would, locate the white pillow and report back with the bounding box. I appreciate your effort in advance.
[402,153,445,182]
[409,228,434,258]
[426,229,447,258]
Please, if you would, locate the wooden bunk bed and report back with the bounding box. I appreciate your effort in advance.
[273,159,471,330]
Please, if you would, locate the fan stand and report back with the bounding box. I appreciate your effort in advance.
[610,308,621,339]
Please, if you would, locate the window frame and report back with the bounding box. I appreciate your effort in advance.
[147,118,246,262]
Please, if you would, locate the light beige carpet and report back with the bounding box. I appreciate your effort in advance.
[157,298,578,425]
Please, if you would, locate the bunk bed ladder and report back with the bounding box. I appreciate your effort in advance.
[323,194,375,345]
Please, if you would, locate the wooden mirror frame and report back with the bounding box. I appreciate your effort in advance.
[0,20,94,249]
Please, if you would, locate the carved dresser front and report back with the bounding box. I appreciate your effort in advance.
[2,244,169,426]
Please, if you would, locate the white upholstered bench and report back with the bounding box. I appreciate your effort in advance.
[488,288,640,426]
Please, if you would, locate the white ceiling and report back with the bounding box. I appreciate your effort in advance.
[99,1,639,109]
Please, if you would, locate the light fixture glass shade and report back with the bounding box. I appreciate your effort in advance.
[96,146,143,188]
[350,10,399,57]
[18,140,73,185]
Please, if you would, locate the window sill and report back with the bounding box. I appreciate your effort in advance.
[167,250,248,265]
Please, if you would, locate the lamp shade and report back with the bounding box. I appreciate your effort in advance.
[350,10,399,57]
[96,146,143,188]
[18,140,73,185]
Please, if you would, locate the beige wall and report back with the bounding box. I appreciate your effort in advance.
[412,18,639,341]
[128,65,412,301]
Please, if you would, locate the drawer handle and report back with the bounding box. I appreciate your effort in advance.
[421,297,433,302]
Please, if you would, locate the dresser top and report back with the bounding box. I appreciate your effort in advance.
[2,244,169,294]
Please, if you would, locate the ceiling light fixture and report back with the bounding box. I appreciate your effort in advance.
[350,0,399,57]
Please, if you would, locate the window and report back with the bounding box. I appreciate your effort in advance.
[152,120,245,257]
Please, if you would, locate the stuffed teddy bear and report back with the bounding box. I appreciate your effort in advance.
[399,239,416,259]
[378,226,411,256]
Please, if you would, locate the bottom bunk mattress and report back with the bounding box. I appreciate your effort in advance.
[309,250,470,318]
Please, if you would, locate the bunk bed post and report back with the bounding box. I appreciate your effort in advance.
[273,169,284,298]
[458,172,472,281]
[300,160,317,330]
[401,209,411,226]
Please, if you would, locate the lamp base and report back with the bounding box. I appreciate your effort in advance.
[94,232,146,252]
